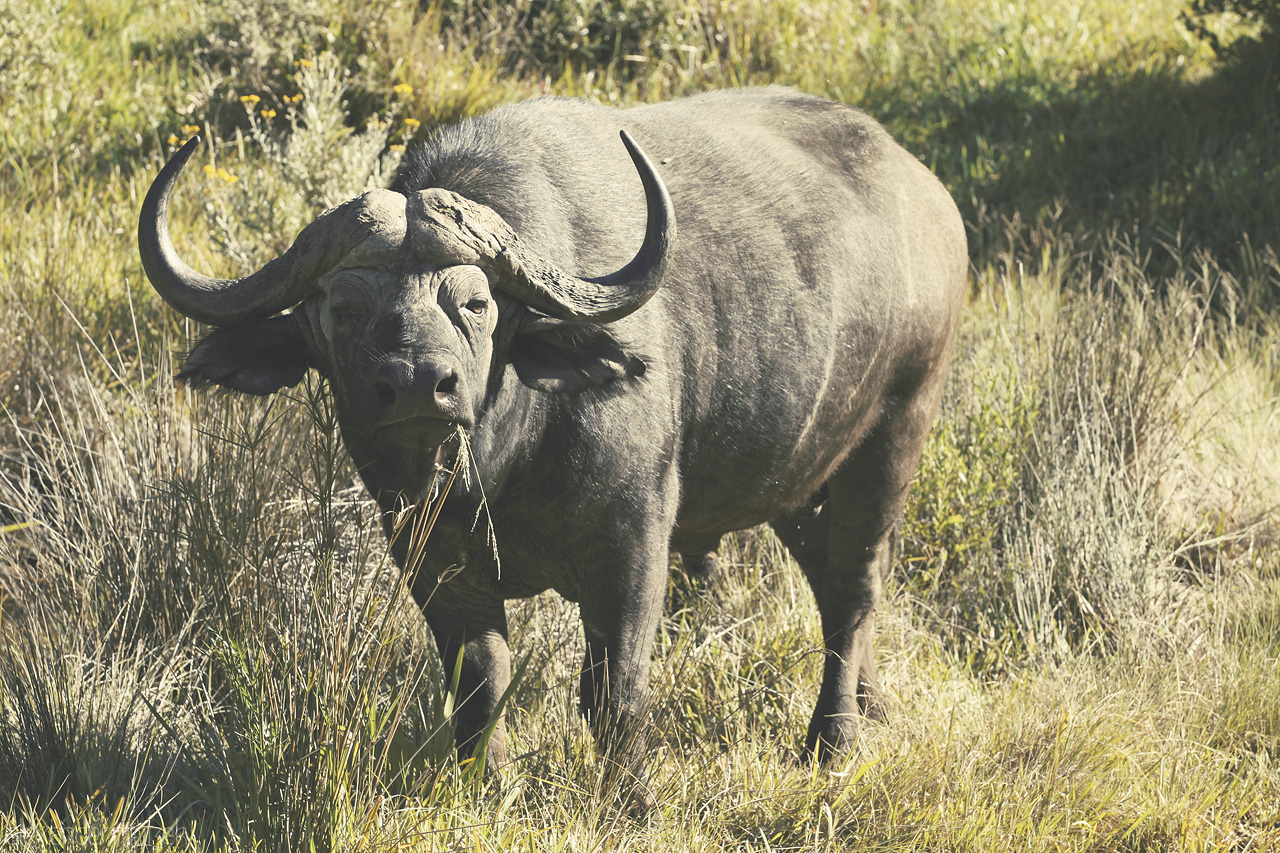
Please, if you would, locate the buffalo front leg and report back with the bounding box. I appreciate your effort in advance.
[388,499,513,775]
[678,536,722,586]
[421,591,512,774]
[577,540,669,809]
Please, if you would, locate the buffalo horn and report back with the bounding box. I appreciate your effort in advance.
[505,131,674,322]
[408,131,674,323]
[138,136,408,326]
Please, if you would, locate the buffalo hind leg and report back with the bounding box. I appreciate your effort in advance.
[771,396,936,761]
[771,486,884,760]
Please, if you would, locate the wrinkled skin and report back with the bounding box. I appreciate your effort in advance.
[144,88,967,804]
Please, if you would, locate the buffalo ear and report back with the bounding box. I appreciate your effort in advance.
[509,316,647,393]
[179,314,311,395]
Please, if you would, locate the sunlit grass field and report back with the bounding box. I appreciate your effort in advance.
[0,0,1276,849]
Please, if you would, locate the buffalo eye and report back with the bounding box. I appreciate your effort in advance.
[464,298,489,316]
[332,303,359,325]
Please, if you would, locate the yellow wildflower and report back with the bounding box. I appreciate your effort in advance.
[167,135,179,146]
[260,108,277,119]
[393,83,414,96]
[389,144,406,153]
[404,118,421,130]
[285,93,303,104]
[217,168,237,184]
[239,94,261,105]
[294,58,313,68]
[202,164,215,177]
[181,123,200,135]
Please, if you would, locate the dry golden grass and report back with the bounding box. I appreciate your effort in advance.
[0,0,1275,849]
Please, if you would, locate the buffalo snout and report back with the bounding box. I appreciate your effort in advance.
[372,357,464,425]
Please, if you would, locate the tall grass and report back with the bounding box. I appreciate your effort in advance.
[901,233,1266,669]
[0,0,1276,849]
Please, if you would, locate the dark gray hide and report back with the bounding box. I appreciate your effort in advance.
[139,88,966,802]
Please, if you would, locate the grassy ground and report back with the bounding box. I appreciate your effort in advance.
[0,0,1277,849]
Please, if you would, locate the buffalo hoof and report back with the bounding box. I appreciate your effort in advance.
[623,775,658,818]
[668,551,722,613]
[682,550,720,585]
[803,715,861,764]
[803,685,889,763]
[859,686,888,725]
[597,758,658,817]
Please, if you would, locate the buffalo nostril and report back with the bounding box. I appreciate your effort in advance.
[435,370,459,398]
[373,362,410,409]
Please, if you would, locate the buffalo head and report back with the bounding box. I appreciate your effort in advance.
[139,134,674,476]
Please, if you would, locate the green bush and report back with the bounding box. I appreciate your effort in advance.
[900,238,1232,671]
[1181,0,1280,54]
[195,0,343,99]
[194,50,408,268]
[440,0,679,76]
[0,0,66,126]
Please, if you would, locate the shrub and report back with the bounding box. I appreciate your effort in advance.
[440,0,679,76]
[900,236,1228,670]
[1181,0,1280,55]
[192,50,408,269]
[0,0,65,126]
[195,0,343,99]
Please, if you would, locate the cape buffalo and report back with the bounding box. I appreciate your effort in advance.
[139,87,966,805]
